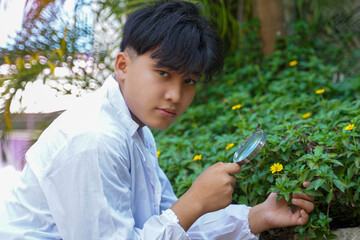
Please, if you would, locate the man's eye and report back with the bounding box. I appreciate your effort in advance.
[184,79,197,85]
[157,70,169,77]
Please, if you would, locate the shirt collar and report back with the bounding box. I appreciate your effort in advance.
[103,74,139,136]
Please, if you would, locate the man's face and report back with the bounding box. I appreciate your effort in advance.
[115,51,199,130]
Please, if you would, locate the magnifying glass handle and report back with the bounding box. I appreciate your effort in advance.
[236,158,250,166]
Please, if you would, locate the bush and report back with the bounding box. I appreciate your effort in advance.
[154,20,360,239]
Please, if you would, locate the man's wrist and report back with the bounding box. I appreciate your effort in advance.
[248,203,270,234]
[171,192,205,231]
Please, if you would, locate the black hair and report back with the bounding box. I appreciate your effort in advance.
[120,0,224,82]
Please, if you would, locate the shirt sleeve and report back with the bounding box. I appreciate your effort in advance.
[27,132,189,240]
[157,165,178,211]
[155,158,259,240]
[187,205,259,240]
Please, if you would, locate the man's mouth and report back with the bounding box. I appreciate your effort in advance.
[157,108,177,118]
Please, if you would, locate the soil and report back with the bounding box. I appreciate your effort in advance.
[259,227,297,240]
[258,205,360,239]
[259,223,360,240]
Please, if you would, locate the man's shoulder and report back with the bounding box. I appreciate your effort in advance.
[44,88,131,139]
[25,101,133,172]
[26,118,133,182]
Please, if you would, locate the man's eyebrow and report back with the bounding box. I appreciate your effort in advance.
[151,62,202,78]
[152,63,163,68]
[185,71,201,80]
[191,71,202,77]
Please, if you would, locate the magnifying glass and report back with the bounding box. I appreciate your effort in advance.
[232,129,298,212]
[233,128,267,165]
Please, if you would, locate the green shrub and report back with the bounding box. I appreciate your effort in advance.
[154,20,360,239]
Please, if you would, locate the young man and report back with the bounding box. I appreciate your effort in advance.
[0,1,314,239]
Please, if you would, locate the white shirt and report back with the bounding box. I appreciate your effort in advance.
[0,75,258,240]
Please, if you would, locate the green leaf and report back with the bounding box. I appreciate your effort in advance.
[283,191,291,202]
[266,174,274,183]
[237,195,249,205]
[327,233,338,239]
[329,159,343,166]
[326,189,333,203]
[326,170,338,179]
[347,165,356,179]
[342,139,350,147]
[307,228,316,238]
[346,150,354,158]
[314,146,324,157]
[308,178,325,190]
[298,171,310,183]
[297,154,313,162]
[354,191,359,202]
[307,160,316,169]
[355,157,360,168]
[305,189,324,197]
[321,183,331,192]
[333,179,346,193]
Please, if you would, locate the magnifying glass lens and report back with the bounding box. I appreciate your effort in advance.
[233,129,267,165]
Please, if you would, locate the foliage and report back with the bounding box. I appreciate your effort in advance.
[296,0,360,76]
[154,20,360,239]
[0,0,101,132]
[97,0,244,53]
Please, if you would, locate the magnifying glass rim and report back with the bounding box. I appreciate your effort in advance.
[233,129,267,164]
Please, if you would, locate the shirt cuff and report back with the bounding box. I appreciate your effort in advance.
[162,209,180,224]
[162,209,190,237]
[244,207,260,239]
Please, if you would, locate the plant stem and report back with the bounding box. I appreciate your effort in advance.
[321,95,326,108]
[294,130,311,143]
[327,201,331,230]
[353,134,357,150]
[236,110,246,128]
[254,64,267,93]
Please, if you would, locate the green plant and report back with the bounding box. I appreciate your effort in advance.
[154,20,360,239]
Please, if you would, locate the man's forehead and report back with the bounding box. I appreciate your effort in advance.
[124,47,203,80]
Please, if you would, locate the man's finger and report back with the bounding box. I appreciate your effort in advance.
[302,181,311,188]
[296,209,309,226]
[224,163,242,175]
[292,192,315,201]
[292,198,315,214]
[230,175,237,187]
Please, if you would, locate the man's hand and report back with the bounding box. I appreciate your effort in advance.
[171,162,241,231]
[249,181,315,234]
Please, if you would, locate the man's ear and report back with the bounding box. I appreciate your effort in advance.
[114,52,129,81]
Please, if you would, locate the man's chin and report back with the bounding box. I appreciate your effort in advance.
[146,120,174,130]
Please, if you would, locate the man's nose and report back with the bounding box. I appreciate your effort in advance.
[164,81,181,103]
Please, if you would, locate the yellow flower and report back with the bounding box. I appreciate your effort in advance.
[270,163,283,174]
[193,154,202,161]
[345,124,354,131]
[301,112,311,119]
[316,89,325,94]
[157,151,160,158]
[226,143,235,150]
[289,60,298,67]
[231,104,242,110]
